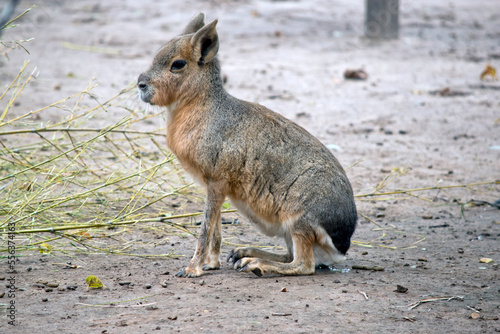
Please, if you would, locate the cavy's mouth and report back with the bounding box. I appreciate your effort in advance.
[138,89,154,105]
[137,83,155,105]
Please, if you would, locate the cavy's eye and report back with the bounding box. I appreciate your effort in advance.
[171,60,187,71]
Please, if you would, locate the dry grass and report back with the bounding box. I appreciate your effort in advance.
[0,59,220,258]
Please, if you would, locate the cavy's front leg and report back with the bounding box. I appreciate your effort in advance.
[176,183,225,277]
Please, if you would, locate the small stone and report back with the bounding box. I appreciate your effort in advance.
[0,292,5,298]
[417,258,428,262]
[41,297,48,302]
[458,248,464,254]
[146,305,159,311]
[281,287,287,292]
[362,251,368,255]
[394,285,408,293]
[44,288,53,292]
[144,284,152,289]
[470,312,480,319]
[46,283,59,288]
[118,281,131,286]
[168,315,178,320]
[116,320,128,327]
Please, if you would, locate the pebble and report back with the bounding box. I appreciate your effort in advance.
[394,285,408,293]
[144,284,152,289]
[41,297,48,302]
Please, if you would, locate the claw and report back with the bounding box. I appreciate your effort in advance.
[251,268,263,277]
[175,269,187,277]
[234,259,243,270]
[226,250,235,263]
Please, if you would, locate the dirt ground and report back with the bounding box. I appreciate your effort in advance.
[1,0,500,333]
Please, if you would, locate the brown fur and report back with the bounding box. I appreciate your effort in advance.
[138,13,357,277]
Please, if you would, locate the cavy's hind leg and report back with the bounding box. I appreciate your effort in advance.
[234,226,316,276]
[227,247,293,265]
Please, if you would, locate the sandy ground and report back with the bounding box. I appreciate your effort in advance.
[1,0,500,333]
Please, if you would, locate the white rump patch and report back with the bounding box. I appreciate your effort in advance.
[313,226,346,266]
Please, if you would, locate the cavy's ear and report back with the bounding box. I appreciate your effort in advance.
[183,13,206,35]
[190,19,219,66]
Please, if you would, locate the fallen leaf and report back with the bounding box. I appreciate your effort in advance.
[85,275,106,290]
[39,243,52,254]
[480,64,498,81]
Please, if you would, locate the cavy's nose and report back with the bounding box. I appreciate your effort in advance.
[137,73,150,91]
[138,81,148,91]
